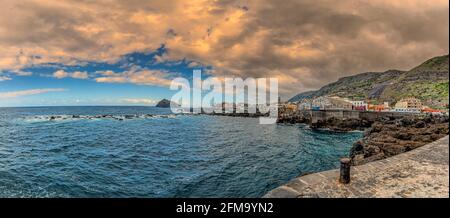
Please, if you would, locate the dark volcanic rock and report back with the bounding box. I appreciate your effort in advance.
[156,99,179,108]
[350,114,449,165]
[276,110,311,124]
[310,117,373,132]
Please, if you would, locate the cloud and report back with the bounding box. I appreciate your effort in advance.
[121,98,157,105]
[53,70,88,79]
[11,70,32,76]
[71,71,89,79]
[0,0,448,98]
[95,67,175,87]
[96,70,120,77]
[0,88,66,99]
[0,69,31,82]
[0,76,12,81]
[95,76,128,83]
[53,70,68,78]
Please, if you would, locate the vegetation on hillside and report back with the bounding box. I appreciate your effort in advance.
[289,55,449,109]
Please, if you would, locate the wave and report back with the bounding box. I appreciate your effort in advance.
[20,114,180,123]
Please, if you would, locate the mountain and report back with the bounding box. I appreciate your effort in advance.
[155,99,179,108]
[289,55,449,109]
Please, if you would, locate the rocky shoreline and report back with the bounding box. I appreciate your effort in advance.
[277,111,449,165]
[26,114,179,122]
[349,115,449,165]
[310,117,373,132]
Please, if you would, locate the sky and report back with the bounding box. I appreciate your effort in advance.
[0,0,448,107]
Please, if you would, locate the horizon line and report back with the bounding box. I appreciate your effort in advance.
[0,105,159,108]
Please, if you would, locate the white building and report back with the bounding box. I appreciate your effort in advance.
[297,100,312,110]
[350,100,368,110]
[350,100,367,107]
[393,108,421,113]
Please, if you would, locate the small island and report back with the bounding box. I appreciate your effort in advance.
[156,99,180,108]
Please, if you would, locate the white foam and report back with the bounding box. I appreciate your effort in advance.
[20,114,180,122]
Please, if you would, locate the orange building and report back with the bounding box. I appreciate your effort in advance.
[368,104,386,111]
[422,108,442,113]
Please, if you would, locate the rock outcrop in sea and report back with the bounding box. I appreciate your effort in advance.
[156,99,179,108]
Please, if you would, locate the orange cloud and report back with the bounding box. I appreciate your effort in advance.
[95,68,175,87]
[53,70,88,79]
[0,0,448,98]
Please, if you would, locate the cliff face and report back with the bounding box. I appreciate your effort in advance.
[289,55,449,109]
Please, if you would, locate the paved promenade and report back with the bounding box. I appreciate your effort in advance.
[264,136,449,198]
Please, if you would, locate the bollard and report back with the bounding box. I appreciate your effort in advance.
[339,157,351,184]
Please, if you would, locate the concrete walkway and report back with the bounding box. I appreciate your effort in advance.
[264,136,449,198]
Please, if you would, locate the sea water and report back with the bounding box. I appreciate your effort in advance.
[0,106,361,197]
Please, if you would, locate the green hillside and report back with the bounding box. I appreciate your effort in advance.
[289,55,449,109]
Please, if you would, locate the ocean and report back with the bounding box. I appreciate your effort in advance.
[0,106,362,197]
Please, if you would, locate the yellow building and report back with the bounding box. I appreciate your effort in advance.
[395,97,422,109]
[286,103,298,111]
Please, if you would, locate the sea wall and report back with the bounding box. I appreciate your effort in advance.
[310,110,418,124]
[264,135,449,198]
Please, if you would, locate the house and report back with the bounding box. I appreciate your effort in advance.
[367,102,390,112]
[421,106,443,115]
[311,96,330,110]
[368,104,386,111]
[312,96,353,110]
[350,100,368,111]
[297,99,312,110]
[394,97,422,113]
[393,108,421,113]
[278,102,298,114]
[286,102,298,111]
[395,97,422,109]
[327,96,353,110]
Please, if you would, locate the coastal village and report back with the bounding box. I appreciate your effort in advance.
[280,96,448,115]
[201,95,448,122]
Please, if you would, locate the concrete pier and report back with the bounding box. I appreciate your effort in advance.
[264,135,449,198]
